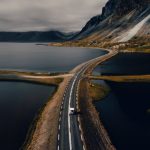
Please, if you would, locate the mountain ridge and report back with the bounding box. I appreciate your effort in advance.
[75,0,150,43]
[0,30,75,42]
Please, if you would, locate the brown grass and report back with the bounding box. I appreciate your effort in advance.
[89,83,109,101]
[89,75,150,82]
[79,78,115,150]
[0,70,66,86]
[25,77,72,150]
[0,70,66,76]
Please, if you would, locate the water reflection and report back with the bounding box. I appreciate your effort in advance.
[0,82,55,150]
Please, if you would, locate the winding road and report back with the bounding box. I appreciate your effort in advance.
[57,50,118,150]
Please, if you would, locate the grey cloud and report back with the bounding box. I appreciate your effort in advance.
[0,0,107,32]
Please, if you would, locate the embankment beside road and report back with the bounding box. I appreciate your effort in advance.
[0,70,68,150]
[0,70,73,85]
[79,78,115,150]
[78,51,118,150]
[25,49,117,150]
[25,76,72,150]
[89,75,150,82]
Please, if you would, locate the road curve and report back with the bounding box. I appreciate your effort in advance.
[57,50,118,150]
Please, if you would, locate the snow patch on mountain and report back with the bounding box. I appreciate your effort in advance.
[118,14,150,42]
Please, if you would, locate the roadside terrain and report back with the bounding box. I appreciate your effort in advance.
[49,0,150,53]
[89,75,150,82]
[0,70,73,86]
[0,0,149,150]
[1,50,150,150]
[24,49,118,150]
[28,0,149,149]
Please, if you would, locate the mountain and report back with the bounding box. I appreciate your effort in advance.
[74,0,150,47]
[0,31,74,42]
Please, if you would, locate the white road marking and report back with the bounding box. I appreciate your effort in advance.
[61,105,63,110]
[57,145,60,150]
[59,124,61,130]
[76,95,78,101]
[59,117,61,122]
[60,111,62,116]
[62,101,64,105]
[57,52,117,150]
[58,134,60,141]
[68,75,78,150]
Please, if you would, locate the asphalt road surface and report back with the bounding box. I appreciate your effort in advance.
[57,50,118,150]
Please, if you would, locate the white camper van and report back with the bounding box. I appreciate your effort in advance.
[69,108,75,115]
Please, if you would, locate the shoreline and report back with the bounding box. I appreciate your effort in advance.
[0,46,114,149]
[0,46,118,149]
[0,70,73,86]
[48,42,150,53]
[89,75,150,82]
[0,41,149,149]
[79,78,115,149]
[22,85,58,149]
[78,51,117,150]
[24,47,116,150]
[120,49,150,53]
[26,76,72,150]
[48,43,112,53]
[20,86,59,150]
[28,43,149,149]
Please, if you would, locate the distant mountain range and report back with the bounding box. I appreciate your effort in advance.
[74,0,150,43]
[0,31,74,42]
[0,0,149,43]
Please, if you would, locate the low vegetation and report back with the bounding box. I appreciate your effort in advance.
[147,109,150,114]
[78,78,114,149]
[0,70,66,85]
[49,35,150,53]
[22,85,58,149]
[89,75,150,82]
[0,70,67,76]
[89,83,110,101]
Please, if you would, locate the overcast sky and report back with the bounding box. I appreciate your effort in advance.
[0,0,107,32]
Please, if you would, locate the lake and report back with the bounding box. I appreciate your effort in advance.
[95,82,150,150]
[93,53,150,150]
[0,82,55,150]
[0,43,107,149]
[0,43,107,72]
[93,53,150,75]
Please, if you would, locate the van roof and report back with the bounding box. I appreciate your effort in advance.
[70,108,75,110]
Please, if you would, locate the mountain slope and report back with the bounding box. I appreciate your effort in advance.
[75,0,150,45]
[116,14,150,42]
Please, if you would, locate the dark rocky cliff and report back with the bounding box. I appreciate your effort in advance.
[76,0,150,40]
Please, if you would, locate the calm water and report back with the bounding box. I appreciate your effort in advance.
[93,53,150,75]
[95,82,150,150]
[94,53,150,150]
[0,43,107,149]
[0,43,107,72]
[0,82,55,150]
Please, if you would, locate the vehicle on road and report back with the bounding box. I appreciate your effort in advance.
[69,108,75,115]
